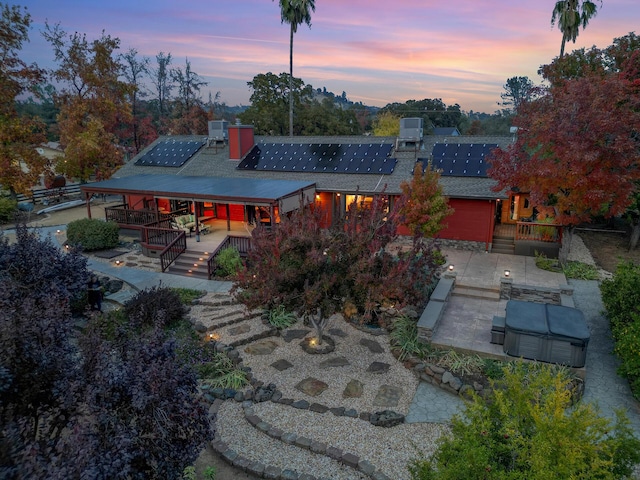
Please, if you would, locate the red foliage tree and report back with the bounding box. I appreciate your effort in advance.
[489,48,640,262]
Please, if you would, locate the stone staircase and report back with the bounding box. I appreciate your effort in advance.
[452,283,500,301]
[491,234,515,255]
[166,249,212,279]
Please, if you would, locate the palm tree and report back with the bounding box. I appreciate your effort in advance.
[275,0,315,136]
[551,0,600,58]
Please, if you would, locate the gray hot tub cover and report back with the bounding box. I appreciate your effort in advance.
[505,300,590,344]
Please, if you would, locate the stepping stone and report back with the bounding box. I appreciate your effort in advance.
[373,385,402,407]
[228,323,251,336]
[367,361,391,374]
[319,356,350,368]
[328,328,348,338]
[295,377,329,397]
[244,339,279,355]
[342,379,363,398]
[271,359,293,371]
[281,329,310,343]
[360,338,384,353]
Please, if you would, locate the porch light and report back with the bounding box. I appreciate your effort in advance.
[193,263,198,267]
[504,270,510,277]
[448,265,454,272]
[315,194,321,200]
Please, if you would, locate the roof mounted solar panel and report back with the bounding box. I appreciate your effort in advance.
[135,139,205,167]
[236,142,397,174]
[420,143,498,177]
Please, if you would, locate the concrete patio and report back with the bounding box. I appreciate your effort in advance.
[432,249,568,359]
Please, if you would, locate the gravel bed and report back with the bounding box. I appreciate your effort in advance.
[216,402,370,480]
[251,401,449,480]
[239,319,420,414]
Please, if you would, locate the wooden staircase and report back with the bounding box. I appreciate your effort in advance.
[166,249,211,279]
[491,234,515,255]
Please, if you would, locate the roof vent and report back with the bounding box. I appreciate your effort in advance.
[400,117,423,141]
[207,120,229,145]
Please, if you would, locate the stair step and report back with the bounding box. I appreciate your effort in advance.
[491,246,515,255]
[452,285,500,301]
[166,265,210,279]
[492,237,514,246]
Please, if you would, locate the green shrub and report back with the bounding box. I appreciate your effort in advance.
[171,287,206,305]
[267,304,298,329]
[534,250,562,272]
[563,261,599,280]
[0,197,17,223]
[124,285,188,331]
[389,315,432,361]
[436,350,484,376]
[198,352,248,389]
[601,261,640,331]
[215,246,242,278]
[66,218,119,251]
[612,314,640,401]
[409,362,640,480]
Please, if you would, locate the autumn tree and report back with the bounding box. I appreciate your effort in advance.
[489,43,640,264]
[399,162,454,238]
[233,196,442,343]
[372,111,400,136]
[0,3,48,198]
[121,48,156,154]
[148,51,174,132]
[43,23,133,182]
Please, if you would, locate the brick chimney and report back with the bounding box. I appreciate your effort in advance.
[228,124,254,160]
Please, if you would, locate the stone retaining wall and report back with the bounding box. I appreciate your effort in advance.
[499,278,575,306]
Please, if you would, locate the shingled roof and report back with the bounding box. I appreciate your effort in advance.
[112,134,512,200]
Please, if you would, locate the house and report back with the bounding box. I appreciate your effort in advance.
[432,127,461,136]
[79,123,560,262]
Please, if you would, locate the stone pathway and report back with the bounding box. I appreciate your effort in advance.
[405,382,464,423]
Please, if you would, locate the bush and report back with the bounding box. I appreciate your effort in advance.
[612,314,640,401]
[267,304,298,329]
[409,362,640,479]
[124,285,189,331]
[66,218,119,251]
[563,261,599,280]
[601,261,640,331]
[534,250,562,272]
[197,352,249,389]
[389,315,432,361]
[215,246,242,278]
[0,197,17,223]
[171,287,206,305]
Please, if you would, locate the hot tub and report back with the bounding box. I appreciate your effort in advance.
[503,300,590,368]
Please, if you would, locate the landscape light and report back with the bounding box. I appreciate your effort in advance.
[448,265,454,271]
[504,270,510,277]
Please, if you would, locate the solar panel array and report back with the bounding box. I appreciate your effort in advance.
[237,143,397,174]
[421,143,499,177]
[135,139,205,167]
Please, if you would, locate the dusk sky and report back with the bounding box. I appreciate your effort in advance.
[19,0,640,113]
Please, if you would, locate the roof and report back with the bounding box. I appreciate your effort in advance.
[80,174,315,205]
[432,127,461,136]
[106,134,513,200]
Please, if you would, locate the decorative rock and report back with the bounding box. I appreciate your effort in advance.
[473,381,484,392]
[295,377,329,397]
[254,383,277,402]
[326,446,343,460]
[256,421,271,432]
[328,328,348,337]
[359,412,371,422]
[344,408,358,418]
[271,390,283,402]
[264,465,282,479]
[267,426,283,438]
[298,475,317,480]
[459,384,476,400]
[281,432,297,444]
[277,397,294,405]
[373,385,402,407]
[271,359,294,371]
[234,391,244,402]
[442,371,463,390]
[358,460,376,475]
[367,361,391,374]
[281,469,299,480]
[294,436,312,449]
[246,414,261,426]
[329,407,345,416]
[342,379,364,398]
[319,356,350,368]
[292,399,310,410]
[369,410,405,428]
[233,455,251,471]
[228,323,251,335]
[300,336,336,354]
[310,440,327,454]
[221,448,238,463]
[430,364,446,374]
[244,339,279,355]
[372,471,392,480]
[223,388,237,399]
[309,403,329,413]
[360,338,384,353]
[282,329,310,343]
[341,452,360,468]
[194,321,208,333]
[247,461,265,476]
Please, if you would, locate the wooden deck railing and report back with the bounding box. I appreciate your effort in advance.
[206,235,252,279]
[515,221,562,243]
[160,232,187,272]
[105,205,176,226]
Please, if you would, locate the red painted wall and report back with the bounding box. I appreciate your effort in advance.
[439,198,494,243]
[229,125,255,160]
[216,203,246,221]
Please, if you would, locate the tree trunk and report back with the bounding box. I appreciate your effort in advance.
[560,35,566,58]
[309,308,327,345]
[630,222,640,251]
[289,24,294,137]
[558,225,574,266]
